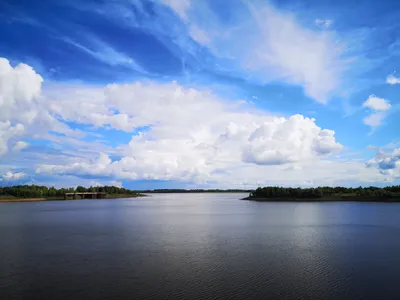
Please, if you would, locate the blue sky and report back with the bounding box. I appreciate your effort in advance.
[0,0,399,189]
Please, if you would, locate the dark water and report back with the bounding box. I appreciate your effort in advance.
[1,194,400,300]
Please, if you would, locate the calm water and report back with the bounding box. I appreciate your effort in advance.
[1,193,400,300]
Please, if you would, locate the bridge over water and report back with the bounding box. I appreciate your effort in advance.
[64,192,106,200]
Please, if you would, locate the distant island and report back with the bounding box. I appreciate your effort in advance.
[0,185,145,202]
[243,186,400,202]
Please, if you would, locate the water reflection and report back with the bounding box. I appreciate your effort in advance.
[1,195,400,300]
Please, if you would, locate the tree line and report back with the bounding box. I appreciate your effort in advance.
[0,185,138,199]
[142,189,252,193]
[2,184,400,199]
[250,186,400,199]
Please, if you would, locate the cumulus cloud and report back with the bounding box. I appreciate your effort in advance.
[386,74,400,85]
[0,58,384,187]
[367,148,400,178]
[0,57,81,157]
[0,58,42,113]
[242,115,343,165]
[44,84,137,132]
[0,122,25,157]
[37,151,385,189]
[0,57,42,146]
[0,171,26,182]
[362,95,391,111]
[36,152,135,180]
[36,81,345,184]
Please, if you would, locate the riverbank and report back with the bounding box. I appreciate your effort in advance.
[0,197,48,202]
[0,194,147,203]
[242,196,400,202]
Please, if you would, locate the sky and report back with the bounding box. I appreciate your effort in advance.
[0,0,400,189]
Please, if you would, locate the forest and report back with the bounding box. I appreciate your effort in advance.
[0,185,139,199]
[2,184,400,201]
[141,189,252,193]
[248,185,400,201]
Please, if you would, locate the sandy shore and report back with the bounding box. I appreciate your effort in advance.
[0,198,48,203]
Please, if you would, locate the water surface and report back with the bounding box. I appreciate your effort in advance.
[1,193,400,300]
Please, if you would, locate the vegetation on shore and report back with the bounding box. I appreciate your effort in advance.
[0,185,144,201]
[138,189,251,193]
[244,186,400,202]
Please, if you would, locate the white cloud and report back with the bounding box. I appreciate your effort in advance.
[161,0,191,22]
[82,1,361,104]
[171,3,353,103]
[315,19,334,29]
[0,121,24,157]
[0,58,385,187]
[37,81,346,185]
[12,141,29,152]
[367,148,400,178]
[0,171,26,181]
[44,83,137,132]
[245,5,347,103]
[242,115,343,165]
[60,35,145,72]
[189,25,211,45]
[108,180,123,188]
[362,95,392,129]
[386,74,400,85]
[363,112,386,128]
[362,95,391,111]
[26,174,124,189]
[0,57,82,157]
[37,151,386,188]
[0,57,42,123]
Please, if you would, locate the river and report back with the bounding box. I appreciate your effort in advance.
[1,193,400,300]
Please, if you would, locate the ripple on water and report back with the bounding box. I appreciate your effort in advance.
[1,194,400,300]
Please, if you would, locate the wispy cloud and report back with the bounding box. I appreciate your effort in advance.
[315,19,334,29]
[60,35,147,73]
[157,0,364,103]
[189,25,211,45]
[161,0,191,22]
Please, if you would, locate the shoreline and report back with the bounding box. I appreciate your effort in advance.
[241,196,400,203]
[0,194,147,203]
[0,198,48,203]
